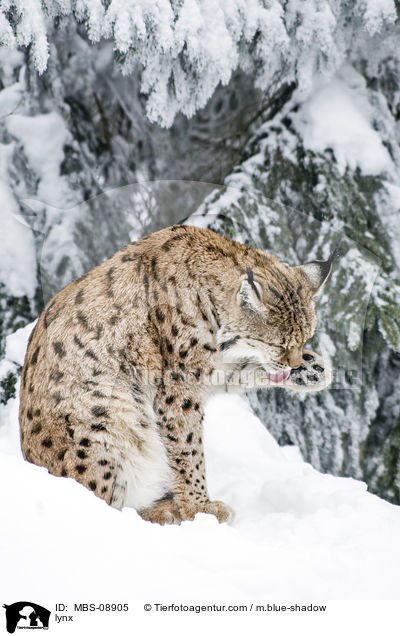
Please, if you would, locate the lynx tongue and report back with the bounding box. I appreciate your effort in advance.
[265,369,291,384]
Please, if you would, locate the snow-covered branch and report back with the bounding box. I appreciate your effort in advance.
[1,0,398,126]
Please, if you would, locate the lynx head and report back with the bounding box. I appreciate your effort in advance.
[219,251,336,384]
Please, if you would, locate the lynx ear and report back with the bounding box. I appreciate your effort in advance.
[238,268,263,312]
[297,247,339,296]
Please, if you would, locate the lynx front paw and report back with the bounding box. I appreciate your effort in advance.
[285,349,332,393]
[202,500,235,524]
[178,500,235,524]
[138,497,182,525]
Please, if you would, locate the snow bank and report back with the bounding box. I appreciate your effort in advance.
[1,324,400,602]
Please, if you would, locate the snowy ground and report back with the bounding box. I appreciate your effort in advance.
[1,323,400,610]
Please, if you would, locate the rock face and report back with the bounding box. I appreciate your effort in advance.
[1,10,400,503]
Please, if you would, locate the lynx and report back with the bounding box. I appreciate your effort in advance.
[19,225,333,524]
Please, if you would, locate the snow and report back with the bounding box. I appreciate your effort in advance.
[6,112,71,206]
[1,1,398,126]
[1,323,400,603]
[1,105,81,302]
[0,51,37,298]
[363,0,397,35]
[0,143,37,298]
[3,320,36,366]
[0,82,23,120]
[382,182,400,270]
[292,65,394,177]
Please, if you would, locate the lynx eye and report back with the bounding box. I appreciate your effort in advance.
[268,344,285,353]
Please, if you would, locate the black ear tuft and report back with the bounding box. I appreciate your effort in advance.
[246,267,261,300]
[312,245,340,280]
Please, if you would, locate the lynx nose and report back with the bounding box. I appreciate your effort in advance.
[283,348,303,369]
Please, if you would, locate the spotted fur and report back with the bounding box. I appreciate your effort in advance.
[19,225,333,525]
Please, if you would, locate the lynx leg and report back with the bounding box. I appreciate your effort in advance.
[154,385,234,524]
[21,413,129,508]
